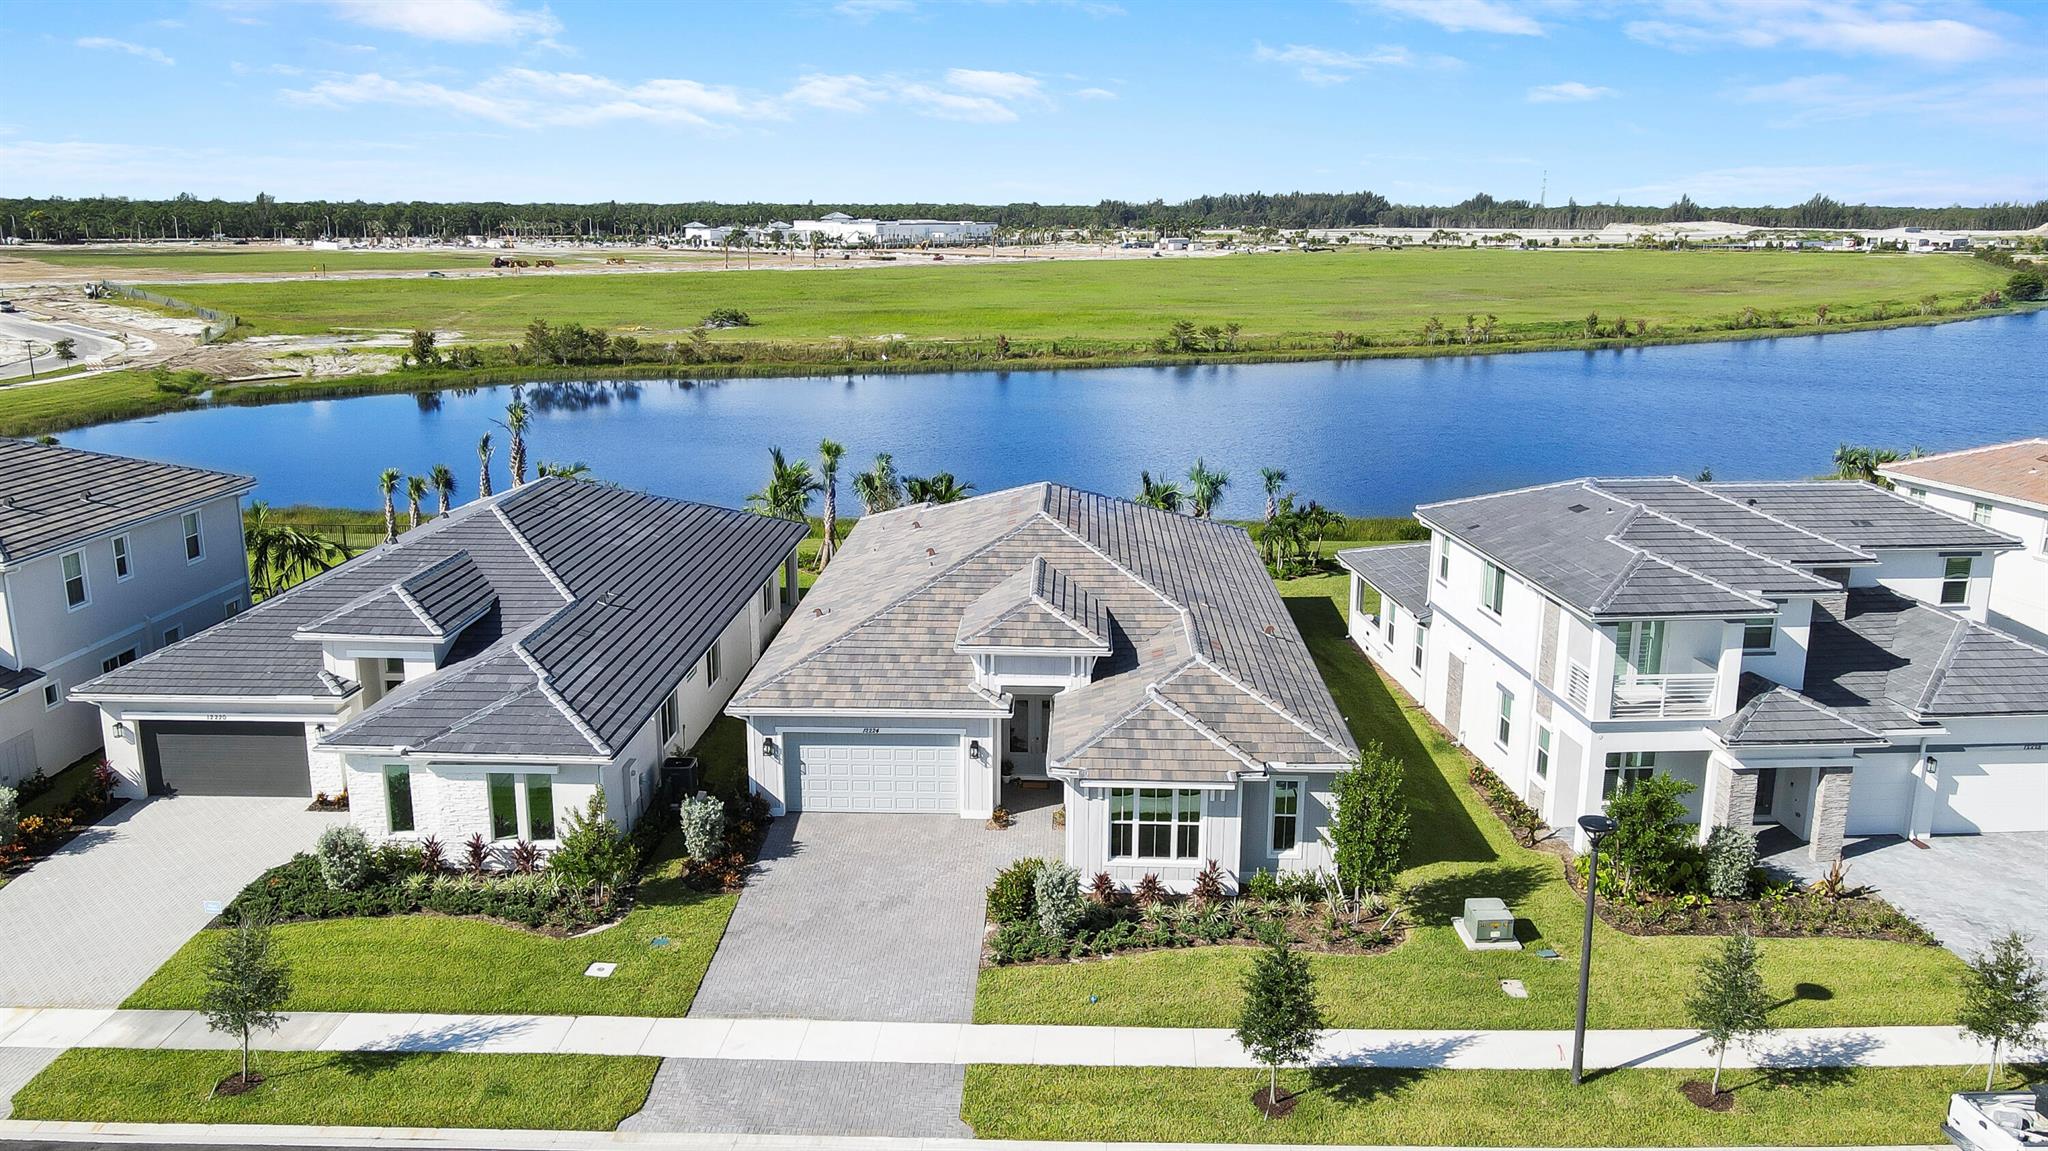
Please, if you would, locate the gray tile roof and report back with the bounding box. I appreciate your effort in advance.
[1588,477,1873,566]
[0,664,47,700]
[732,483,1356,780]
[955,557,1112,653]
[1800,588,2048,728]
[1716,672,1887,747]
[297,551,496,640]
[0,438,253,567]
[1336,543,1431,619]
[1707,481,2020,552]
[79,478,804,760]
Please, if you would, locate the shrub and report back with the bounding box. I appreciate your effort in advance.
[703,307,752,329]
[419,835,445,873]
[463,833,489,877]
[1604,774,1703,896]
[1243,868,1281,902]
[1191,860,1227,906]
[1134,873,1166,905]
[987,858,1046,925]
[1703,825,1758,899]
[1331,742,1410,895]
[678,794,725,863]
[2007,268,2045,302]
[548,792,636,900]
[508,839,541,875]
[0,785,16,847]
[1089,870,1119,904]
[315,825,371,891]
[1035,861,1084,941]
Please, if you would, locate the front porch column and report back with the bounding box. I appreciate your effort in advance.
[1699,754,1758,844]
[1808,765,1854,863]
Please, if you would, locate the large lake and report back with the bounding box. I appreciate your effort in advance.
[63,312,2045,519]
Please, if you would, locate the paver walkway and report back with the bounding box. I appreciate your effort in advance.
[0,795,339,1007]
[0,1006,2014,1071]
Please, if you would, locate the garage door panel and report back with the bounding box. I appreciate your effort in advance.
[143,721,311,797]
[1934,756,2048,836]
[791,732,958,814]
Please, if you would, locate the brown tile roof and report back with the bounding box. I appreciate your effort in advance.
[1881,438,2048,510]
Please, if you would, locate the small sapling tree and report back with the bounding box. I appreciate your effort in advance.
[1235,935,1324,1117]
[201,913,292,1092]
[1960,931,2048,1090]
[1686,930,1774,1098]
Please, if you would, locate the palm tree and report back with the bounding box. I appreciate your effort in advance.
[747,447,823,522]
[817,439,845,567]
[904,472,974,504]
[1137,471,1185,513]
[1832,443,1906,485]
[852,453,903,515]
[536,461,591,479]
[428,464,456,515]
[378,468,402,543]
[1260,467,1289,524]
[1186,458,1229,518]
[504,392,529,487]
[245,502,351,600]
[405,475,427,531]
[476,433,494,499]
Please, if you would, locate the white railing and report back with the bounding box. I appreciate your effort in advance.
[1608,672,1717,719]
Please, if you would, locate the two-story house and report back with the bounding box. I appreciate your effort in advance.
[1342,476,2048,862]
[1882,438,2048,646]
[0,439,253,787]
[76,477,805,849]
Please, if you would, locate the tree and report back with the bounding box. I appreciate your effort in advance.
[504,392,529,487]
[1187,458,1229,518]
[2007,268,2045,302]
[428,464,456,516]
[1687,931,1774,1096]
[853,452,902,515]
[201,914,292,1088]
[378,468,401,543]
[1234,937,1324,1115]
[407,328,438,367]
[476,433,494,499]
[1329,742,1410,896]
[52,337,77,362]
[243,501,350,599]
[748,447,823,522]
[1960,931,2048,1090]
[1137,471,1184,512]
[536,460,591,478]
[1165,319,1198,352]
[904,472,974,504]
[818,438,845,567]
[1260,467,1289,525]
[405,474,427,531]
[1832,442,1908,485]
[1603,774,1699,897]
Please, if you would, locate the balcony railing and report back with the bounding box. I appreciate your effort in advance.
[1609,672,1717,719]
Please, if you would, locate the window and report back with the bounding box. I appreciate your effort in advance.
[1742,617,1775,652]
[1534,727,1552,781]
[1436,542,1450,583]
[112,535,132,581]
[385,766,415,833]
[1381,600,1396,644]
[1940,556,1972,606]
[1614,619,1665,676]
[526,776,556,840]
[182,512,204,562]
[380,658,406,695]
[1480,561,1506,616]
[222,597,241,618]
[488,773,520,840]
[762,579,774,614]
[43,682,61,710]
[659,693,680,744]
[1602,751,1656,799]
[1908,487,1927,501]
[1495,685,1514,747]
[61,551,89,609]
[1412,622,1428,672]
[1108,787,1202,861]
[162,624,182,645]
[1270,780,1300,854]
[703,643,721,684]
[1972,501,1992,526]
[101,647,137,674]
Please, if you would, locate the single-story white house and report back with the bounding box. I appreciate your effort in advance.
[726,483,1357,891]
[76,477,805,847]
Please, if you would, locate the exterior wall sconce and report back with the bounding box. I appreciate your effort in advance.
[968,740,984,762]
[761,737,777,759]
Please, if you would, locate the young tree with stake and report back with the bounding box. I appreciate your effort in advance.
[1960,931,2047,1091]
[1686,930,1775,1097]
[1234,935,1324,1117]
[201,914,292,1090]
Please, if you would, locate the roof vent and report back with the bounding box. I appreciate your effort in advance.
[1746,498,1759,506]
[811,606,827,617]
[1566,503,1589,513]
[1849,518,1874,528]
[1262,624,1277,636]
[925,547,936,558]
[911,520,922,529]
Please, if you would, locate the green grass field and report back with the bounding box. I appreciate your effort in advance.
[971,566,1968,1031]
[143,248,2006,343]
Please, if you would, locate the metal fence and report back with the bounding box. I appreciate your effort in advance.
[100,283,239,343]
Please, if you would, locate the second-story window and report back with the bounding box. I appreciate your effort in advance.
[61,550,90,609]
[112,535,133,581]
[1941,556,1972,606]
[1480,561,1506,616]
[1971,501,1992,526]
[1413,622,1428,671]
[1436,542,1451,583]
[1908,487,1927,501]
[1742,617,1775,652]
[182,512,204,562]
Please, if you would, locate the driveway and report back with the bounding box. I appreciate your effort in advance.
[0,795,337,1007]
[1774,832,2048,965]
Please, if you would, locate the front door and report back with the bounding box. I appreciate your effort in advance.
[1752,767,1778,822]
[1006,695,1054,777]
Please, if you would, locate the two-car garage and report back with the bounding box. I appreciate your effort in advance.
[785,731,960,814]
[138,720,311,797]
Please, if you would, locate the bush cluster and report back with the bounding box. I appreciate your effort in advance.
[987,858,1045,926]
[225,847,617,933]
[988,895,1400,965]
[1467,762,1543,845]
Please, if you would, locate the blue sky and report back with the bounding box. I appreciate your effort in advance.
[5,0,2043,207]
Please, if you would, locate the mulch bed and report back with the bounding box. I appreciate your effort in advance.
[213,1072,266,1098]
[1679,1080,1736,1111]
[1253,1086,1300,1119]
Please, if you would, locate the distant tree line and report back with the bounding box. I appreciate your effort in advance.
[4,190,2044,243]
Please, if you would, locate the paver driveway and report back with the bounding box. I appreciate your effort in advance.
[0,795,337,1007]
[1836,833,2048,965]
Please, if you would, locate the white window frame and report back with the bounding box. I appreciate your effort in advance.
[703,643,722,684]
[43,681,62,711]
[222,597,241,618]
[1602,750,1657,799]
[1940,556,1972,606]
[61,550,90,610]
[1480,561,1506,617]
[1971,501,1992,526]
[486,773,556,842]
[1534,726,1552,781]
[384,765,416,834]
[659,692,680,745]
[761,579,774,614]
[162,624,182,645]
[1741,617,1775,653]
[380,657,406,695]
[101,647,137,674]
[182,511,204,563]
[1270,779,1301,857]
[1381,600,1396,644]
[1495,685,1514,748]
[1107,786,1203,862]
[112,534,133,581]
[1412,621,1428,672]
[1436,541,1450,584]
[1907,487,1927,501]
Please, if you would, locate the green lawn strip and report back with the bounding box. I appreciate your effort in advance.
[124,837,737,1017]
[7,248,509,274]
[0,369,199,438]
[973,568,1968,1030]
[10,1048,656,1131]
[961,1064,2016,1146]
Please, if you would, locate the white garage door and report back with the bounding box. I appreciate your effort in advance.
[1933,755,2048,835]
[791,732,959,814]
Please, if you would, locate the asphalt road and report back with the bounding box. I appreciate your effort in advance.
[0,312,125,381]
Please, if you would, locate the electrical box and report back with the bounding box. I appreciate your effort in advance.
[1462,898,1515,943]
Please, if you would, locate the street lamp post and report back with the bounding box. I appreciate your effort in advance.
[1571,813,1618,1085]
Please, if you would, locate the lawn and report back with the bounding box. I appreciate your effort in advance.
[10,1048,656,1131]
[144,248,2005,344]
[124,830,737,1017]
[962,1064,2021,1146]
[2,247,508,275]
[972,564,1969,1030]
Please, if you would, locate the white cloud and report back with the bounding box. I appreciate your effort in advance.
[231,61,306,77]
[833,0,916,17]
[1376,0,1542,36]
[327,0,562,44]
[1527,81,1615,103]
[1625,1,2005,65]
[944,69,1045,103]
[1253,41,1433,85]
[75,37,175,66]
[1734,71,2048,128]
[1074,86,1117,100]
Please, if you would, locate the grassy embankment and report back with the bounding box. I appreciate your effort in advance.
[0,248,2022,440]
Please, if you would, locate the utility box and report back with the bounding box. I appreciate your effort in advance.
[1455,898,1521,951]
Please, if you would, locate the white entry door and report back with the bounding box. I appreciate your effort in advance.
[791,732,959,814]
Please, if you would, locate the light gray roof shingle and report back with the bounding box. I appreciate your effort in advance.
[1336,543,1431,619]
[297,551,496,640]
[0,438,254,567]
[956,557,1112,653]
[1707,481,2020,552]
[1716,672,1887,747]
[1800,588,2048,727]
[1588,477,1873,566]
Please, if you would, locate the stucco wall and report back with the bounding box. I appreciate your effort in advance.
[1065,781,1243,892]
[345,756,602,847]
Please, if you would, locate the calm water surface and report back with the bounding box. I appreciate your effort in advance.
[64,312,2046,519]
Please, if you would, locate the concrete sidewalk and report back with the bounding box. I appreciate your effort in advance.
[0,1005,2003,1071]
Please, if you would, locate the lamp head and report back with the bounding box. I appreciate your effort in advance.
[1577,814,1617,840]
